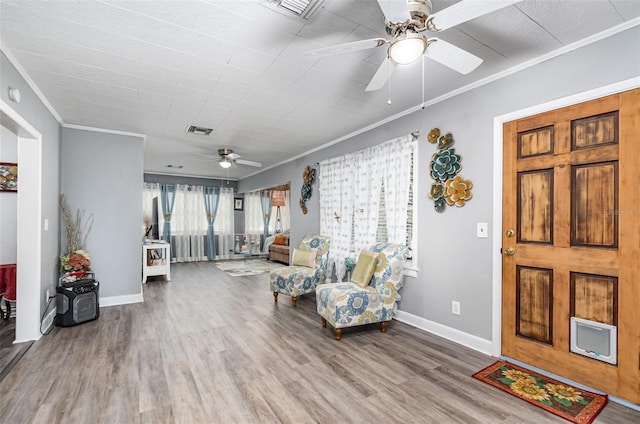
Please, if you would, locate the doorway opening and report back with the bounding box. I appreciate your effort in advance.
[0,99,43,343]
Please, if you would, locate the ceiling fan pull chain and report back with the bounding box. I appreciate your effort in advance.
[421,54,425,109]
[387,54,392,105]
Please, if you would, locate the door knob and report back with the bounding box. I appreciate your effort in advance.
[505,229,515,237]
[504,247,515,256]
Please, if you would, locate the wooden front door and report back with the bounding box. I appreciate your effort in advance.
[501,89,640,404]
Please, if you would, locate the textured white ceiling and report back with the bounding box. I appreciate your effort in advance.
[1,0,638,179]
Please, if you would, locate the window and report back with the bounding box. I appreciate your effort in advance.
[319,133,416,280]
[142,183,235,261]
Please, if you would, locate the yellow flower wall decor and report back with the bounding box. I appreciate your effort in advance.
[445,175,473,207]
[427,129,473,212]
[427,128,440,143]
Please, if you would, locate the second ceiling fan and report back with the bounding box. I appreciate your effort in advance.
[217,148,262,169]
[305,0,519,91]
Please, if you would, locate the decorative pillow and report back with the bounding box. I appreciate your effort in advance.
[273,235,288,246]
[351,250,378,287]
[292,248,317,268]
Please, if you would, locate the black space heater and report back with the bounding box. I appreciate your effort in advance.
[55,272,100,327]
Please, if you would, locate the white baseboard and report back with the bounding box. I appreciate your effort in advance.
[100,290,144,307]
[394,310,494,356]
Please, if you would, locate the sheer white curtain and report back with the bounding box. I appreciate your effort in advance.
[319,134,414,280]
[142,183,235,261]
[244,191,263,246]
[143,183,161,234]
[352,146,382,255]
[319,156,354,280]
[381,135,413,244]
[171,185,207,262]
[215,187,235,258]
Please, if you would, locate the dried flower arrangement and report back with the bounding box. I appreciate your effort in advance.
[60,195,94,273]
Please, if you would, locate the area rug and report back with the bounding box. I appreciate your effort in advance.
[215,259,283,277]
[472,361,607,424]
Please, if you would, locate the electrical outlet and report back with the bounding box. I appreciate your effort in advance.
[477,222,488,238]
[46,289,51,300]
[451,300,461,315]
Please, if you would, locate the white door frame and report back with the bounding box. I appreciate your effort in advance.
[491,77,640,358]
[0,99,43,342]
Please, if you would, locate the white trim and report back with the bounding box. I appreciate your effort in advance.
[402,265,417,279]
[0,43,64,125]
[395,310,493,356]
[1,99,43,342]
[491,77,640,357]
[99,290,144,308]
[608,396,640,413]
[63,123,146,140]
[243,19,640,180]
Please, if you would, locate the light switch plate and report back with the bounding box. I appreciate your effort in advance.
[477,222,488,238]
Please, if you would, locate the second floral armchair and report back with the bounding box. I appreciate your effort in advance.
[269,235,330,307]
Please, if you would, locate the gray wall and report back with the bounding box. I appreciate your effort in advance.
[62,128,144,299]
[1,50,62,316]
[239,26,640,341]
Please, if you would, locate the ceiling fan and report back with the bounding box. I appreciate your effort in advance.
[305,0,519,91]
[216,148,262,169]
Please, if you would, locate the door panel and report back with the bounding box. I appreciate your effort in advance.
[518,170,553,243]
[502,89,640,404]
[572,162,617,247]
[516,266,553,344]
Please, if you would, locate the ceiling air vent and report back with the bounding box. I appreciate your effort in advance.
[185,125,213,136]
[263,0,324,19]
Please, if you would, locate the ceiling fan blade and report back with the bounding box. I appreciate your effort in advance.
[365,57,398,92]
[429,0,519,31]
[425,38,483,75]
[235,159,262,168]
[304,38,387,56]
[227,152,241,160]
[377,0,411,23]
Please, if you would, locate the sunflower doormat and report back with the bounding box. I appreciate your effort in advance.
[472,361,607,424]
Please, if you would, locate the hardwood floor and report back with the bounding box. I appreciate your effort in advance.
[1,261,638,423]
[0,316,33,382]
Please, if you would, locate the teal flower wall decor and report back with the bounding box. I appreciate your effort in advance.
[428,182,445,200]
[427,129,473,213]
[299,165,316,215]
[430,148,462,183]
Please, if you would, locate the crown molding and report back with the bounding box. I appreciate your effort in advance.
[0,42,64,125]
[63,123,146,140]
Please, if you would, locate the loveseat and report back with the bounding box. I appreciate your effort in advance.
[268,234,290,264]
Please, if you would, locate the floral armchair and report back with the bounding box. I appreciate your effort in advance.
[316,242,410,340]
[269,235,330,307]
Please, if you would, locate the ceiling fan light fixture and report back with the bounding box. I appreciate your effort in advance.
[219,158,232,169]
[388,34,427,65]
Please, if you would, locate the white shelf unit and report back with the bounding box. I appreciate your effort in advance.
[142,242,171,283]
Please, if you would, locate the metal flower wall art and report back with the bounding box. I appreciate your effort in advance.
[299,165,316,214]
[427,128,473,213]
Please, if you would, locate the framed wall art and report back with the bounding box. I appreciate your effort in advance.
[0,162,18,192]
[234,197,244,211]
